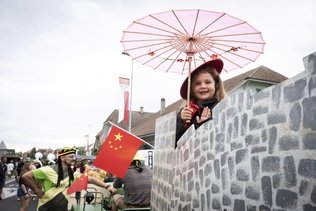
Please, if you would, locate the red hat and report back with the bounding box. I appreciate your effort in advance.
[180,59,224,99]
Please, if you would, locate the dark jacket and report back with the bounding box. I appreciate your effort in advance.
[175,99,218,146]
[113,163,152,207]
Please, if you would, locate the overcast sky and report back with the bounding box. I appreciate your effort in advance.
[0,0,315,153]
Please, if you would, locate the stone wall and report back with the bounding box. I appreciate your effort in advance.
[151,52,316,211]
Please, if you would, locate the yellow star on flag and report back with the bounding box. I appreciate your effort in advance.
[114,132,123,141]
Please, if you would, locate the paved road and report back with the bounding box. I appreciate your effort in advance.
[0,177,38,211]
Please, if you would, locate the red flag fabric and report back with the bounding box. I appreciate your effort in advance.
[119,77,130,124]
[93,124,143,178]
[67,170,89,195]
[123,91,129,124]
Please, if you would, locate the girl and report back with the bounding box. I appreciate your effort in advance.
[176,59,226,145]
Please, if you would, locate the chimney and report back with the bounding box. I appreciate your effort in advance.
[139,106,144,113]
[160,98,165,114]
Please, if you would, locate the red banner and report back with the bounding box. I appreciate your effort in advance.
[123,91,129,124]
[119,77,130,123]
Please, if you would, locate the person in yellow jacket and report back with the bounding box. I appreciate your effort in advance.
[22,147,108,211]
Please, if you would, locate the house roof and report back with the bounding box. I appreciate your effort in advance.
[131,65,288,137]
[224,65,288,93]
[119,109,156,130]
[132,99,184,136]
[105,109,119,123]
[96,108,156,138]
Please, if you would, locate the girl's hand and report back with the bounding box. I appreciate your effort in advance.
[181,107,193,122]
[196,107,211,123]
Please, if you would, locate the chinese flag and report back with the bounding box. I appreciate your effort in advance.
[67,170,89,195]
[93,124,143,178]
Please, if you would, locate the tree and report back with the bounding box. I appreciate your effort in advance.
[76,146,85,155]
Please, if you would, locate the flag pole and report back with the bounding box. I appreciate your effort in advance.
[122,52,133,132]
[129,59,133,133]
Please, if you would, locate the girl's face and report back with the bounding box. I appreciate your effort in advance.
[192,70,216,102]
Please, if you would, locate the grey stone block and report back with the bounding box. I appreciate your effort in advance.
[303,204,316,211]
[212,183,219,193]
[206,189,211,209]
[311,185,316,204]
[272,84,281,109]
[241,113,248,136]
[220,151,229,166]
[268,126,277,154]
[234,116,239,138]
[258,205,270,211]
[284,78,307,103]
[231,182,243,195]
[236,168,249,181]
[299,180,308,195]
[262,156,280,172]
[303,132,316,150]
[251,146,267,154]
[222,194,231,206]
[276,189,298,208]
[245,185,260,200]
[278,135,299,151]
[289,102,301,131]
[221,168,228,190]
[267,112,286,125]
[251,155,260,181]
[204,163,212,177]
[253,105,269,116]
[261,176,272,207]
[236,148,248,164]
[254,89,270,102]
[245,134,260,146]
[298,159,316,178]
[214,159,220,179]
[249,118,265,130]
[272,174,281,189]
[261,129,267,143]
[247,204,257,211]
[234,199,245,211]
[212,198,221,210]
[284,156,297,188]
[227,107,237,119]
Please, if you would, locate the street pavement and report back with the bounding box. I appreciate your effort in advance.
[0,177,38,211]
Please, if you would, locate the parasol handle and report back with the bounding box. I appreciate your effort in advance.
[185,54,193,123]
